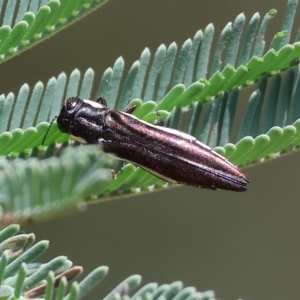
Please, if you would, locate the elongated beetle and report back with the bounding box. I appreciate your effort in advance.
[44,97,249,192]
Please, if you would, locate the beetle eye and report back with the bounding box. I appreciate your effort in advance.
[66,98,77,110]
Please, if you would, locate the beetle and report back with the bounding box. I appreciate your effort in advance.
[46,97,249,192]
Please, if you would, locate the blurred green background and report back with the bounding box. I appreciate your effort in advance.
[1,0,300,299]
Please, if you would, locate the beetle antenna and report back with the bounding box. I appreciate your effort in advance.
[42,116,57,145]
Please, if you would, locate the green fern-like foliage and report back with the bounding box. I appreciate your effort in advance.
[1,0,300,222]
[0,0,108,63]
[0,224,214,300]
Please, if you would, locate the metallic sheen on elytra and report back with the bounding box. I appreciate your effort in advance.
[55,97,250,192]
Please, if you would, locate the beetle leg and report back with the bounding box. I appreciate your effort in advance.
[154,110,165,126]
[96,97,107,107]
[123,105,137,114]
